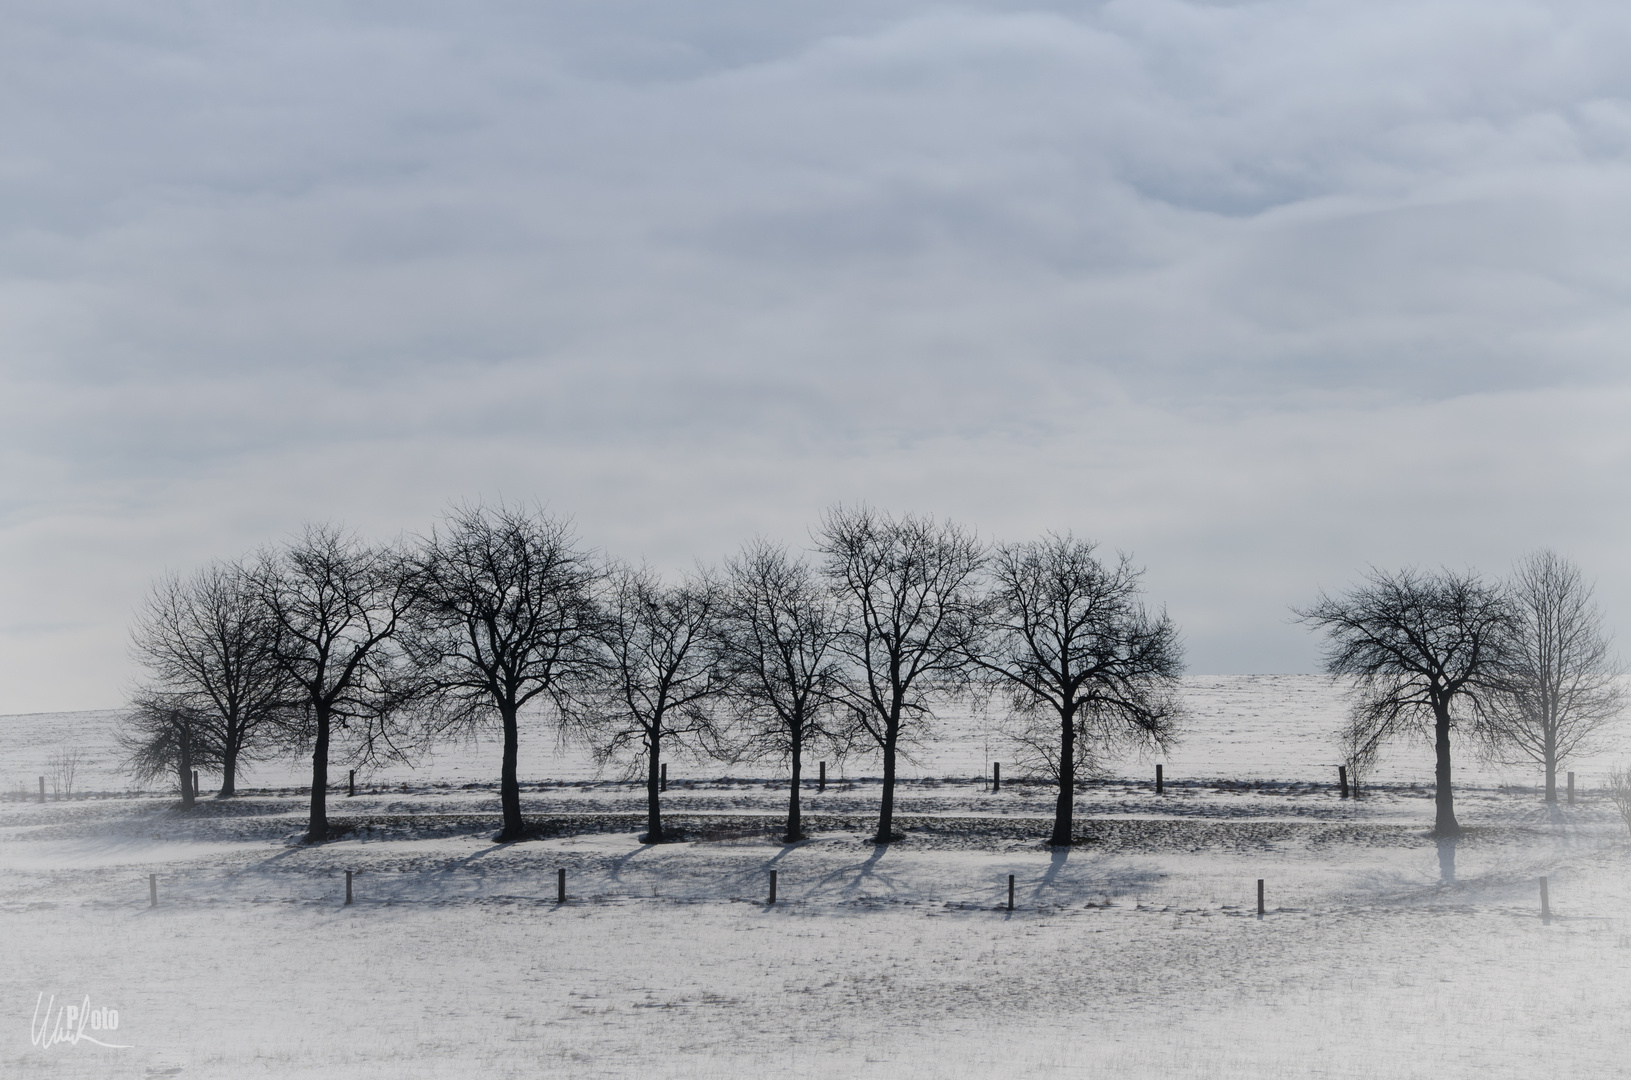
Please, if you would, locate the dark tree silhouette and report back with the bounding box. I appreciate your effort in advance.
[119,696,218,807]
[256,525,417,842]
[816,506,983,844]
[719,539,848,844]
[973,535,1184,847]
[1481,550,1623,803]
[570,563,728,843]
[1297,567,1515,836]
[405,503,599,842]
[130,561,291,797]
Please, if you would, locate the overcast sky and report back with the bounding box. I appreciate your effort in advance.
[3,0,1630,712]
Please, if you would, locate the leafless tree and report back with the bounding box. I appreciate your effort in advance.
[119,696,217,807]
[815,506,984,844]
[1296,567,1515,836]
[972,535,1184,847]
[404,503,600,842]
[1479,550,1624,803]
[48,747,87,800]
[256,525,418,842]
[130,561,292,797]
[567,563,729,843]
[1606,767,1631,836]
[718,539,849,843]
[1335,710,1379,798]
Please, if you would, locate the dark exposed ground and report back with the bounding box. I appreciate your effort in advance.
[0,775,1597,855]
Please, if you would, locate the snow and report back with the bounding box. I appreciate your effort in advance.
[4,675,1630,1077]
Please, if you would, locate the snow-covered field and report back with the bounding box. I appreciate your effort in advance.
[5,675,1630,1078]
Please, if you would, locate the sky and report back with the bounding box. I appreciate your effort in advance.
[3,0,1630,713]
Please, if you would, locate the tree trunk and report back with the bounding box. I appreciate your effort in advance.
[786,737,803,844]
[644,728,664,843]
[875,724,899,844]
[1049,705,1076,847]
[1432,702,1459,836]
[177,724,196,809]
[307,704,330,843]
[1543,731,1557,804]
[218,736,239,799]
[497,701,523,842]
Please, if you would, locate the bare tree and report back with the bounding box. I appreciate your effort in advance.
[1606,766,1631,836]
[1296,567,1515,836]
[568,563,729,843]
[1480,550,1623,803]
[1336,710,1379,798]
[48,747,87,801]
[719,539,849,844]
[816,506,983,844]
[973,535,1184,847]
[130,561,291,797]
[256,525,418,842]
[404,503,600,843]
[119,696,217,807]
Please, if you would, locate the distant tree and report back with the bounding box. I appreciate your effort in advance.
[48,747,88,801]
[1297,567,1515,836]
[404,503,600,843]
[1606,766,1631,836]
[816,507,983,844]
[119,696,217,807]
[719,539,849,843]
[130,561,291,797]
[1480,550,1623,803]
[568,563,728,843]
[256,525,417,842]
[973,535,1184,847]
[1335,710,1379,798]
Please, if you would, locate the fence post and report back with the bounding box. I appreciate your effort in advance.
[1567,772,1575,805]
[1156,764,1164,795]
[1540,877,1550,921]
[39,777,45,804]
[1008,874,1015,911]
[345,870,353,906]
[349,770,356,798]
[769,870,777,905]
[818,761,826,793]
[149,874,157,908]
[993,763,1001,793]
[1338,765,1349,799]
[1257,879,1265,916]
[661,763,667,792]
[193,770,199,798]
[557,868,566,903]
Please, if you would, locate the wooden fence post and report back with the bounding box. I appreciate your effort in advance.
[769,870,777,905]
[1338,765,1349,798]
[1156,764,1164,795]
[193,770,199,798]
[149,874,157,908]
[39,777,45,804]
[1567,772,1575,805]
[993,763,1001,793]
[818,761,826,793]
[557,868,566,903]
[345,870,353,906]
[661,763,667,792]
[1257,879,1265,916]
[349,770,356,798]
[1540,876,1550,921]
[1008,874,1015,911]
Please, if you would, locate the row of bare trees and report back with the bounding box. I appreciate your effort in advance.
[1299,550,1624,835]
[125,504,1186,847]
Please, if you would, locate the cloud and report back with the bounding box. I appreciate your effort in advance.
[3,0,1631,710]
